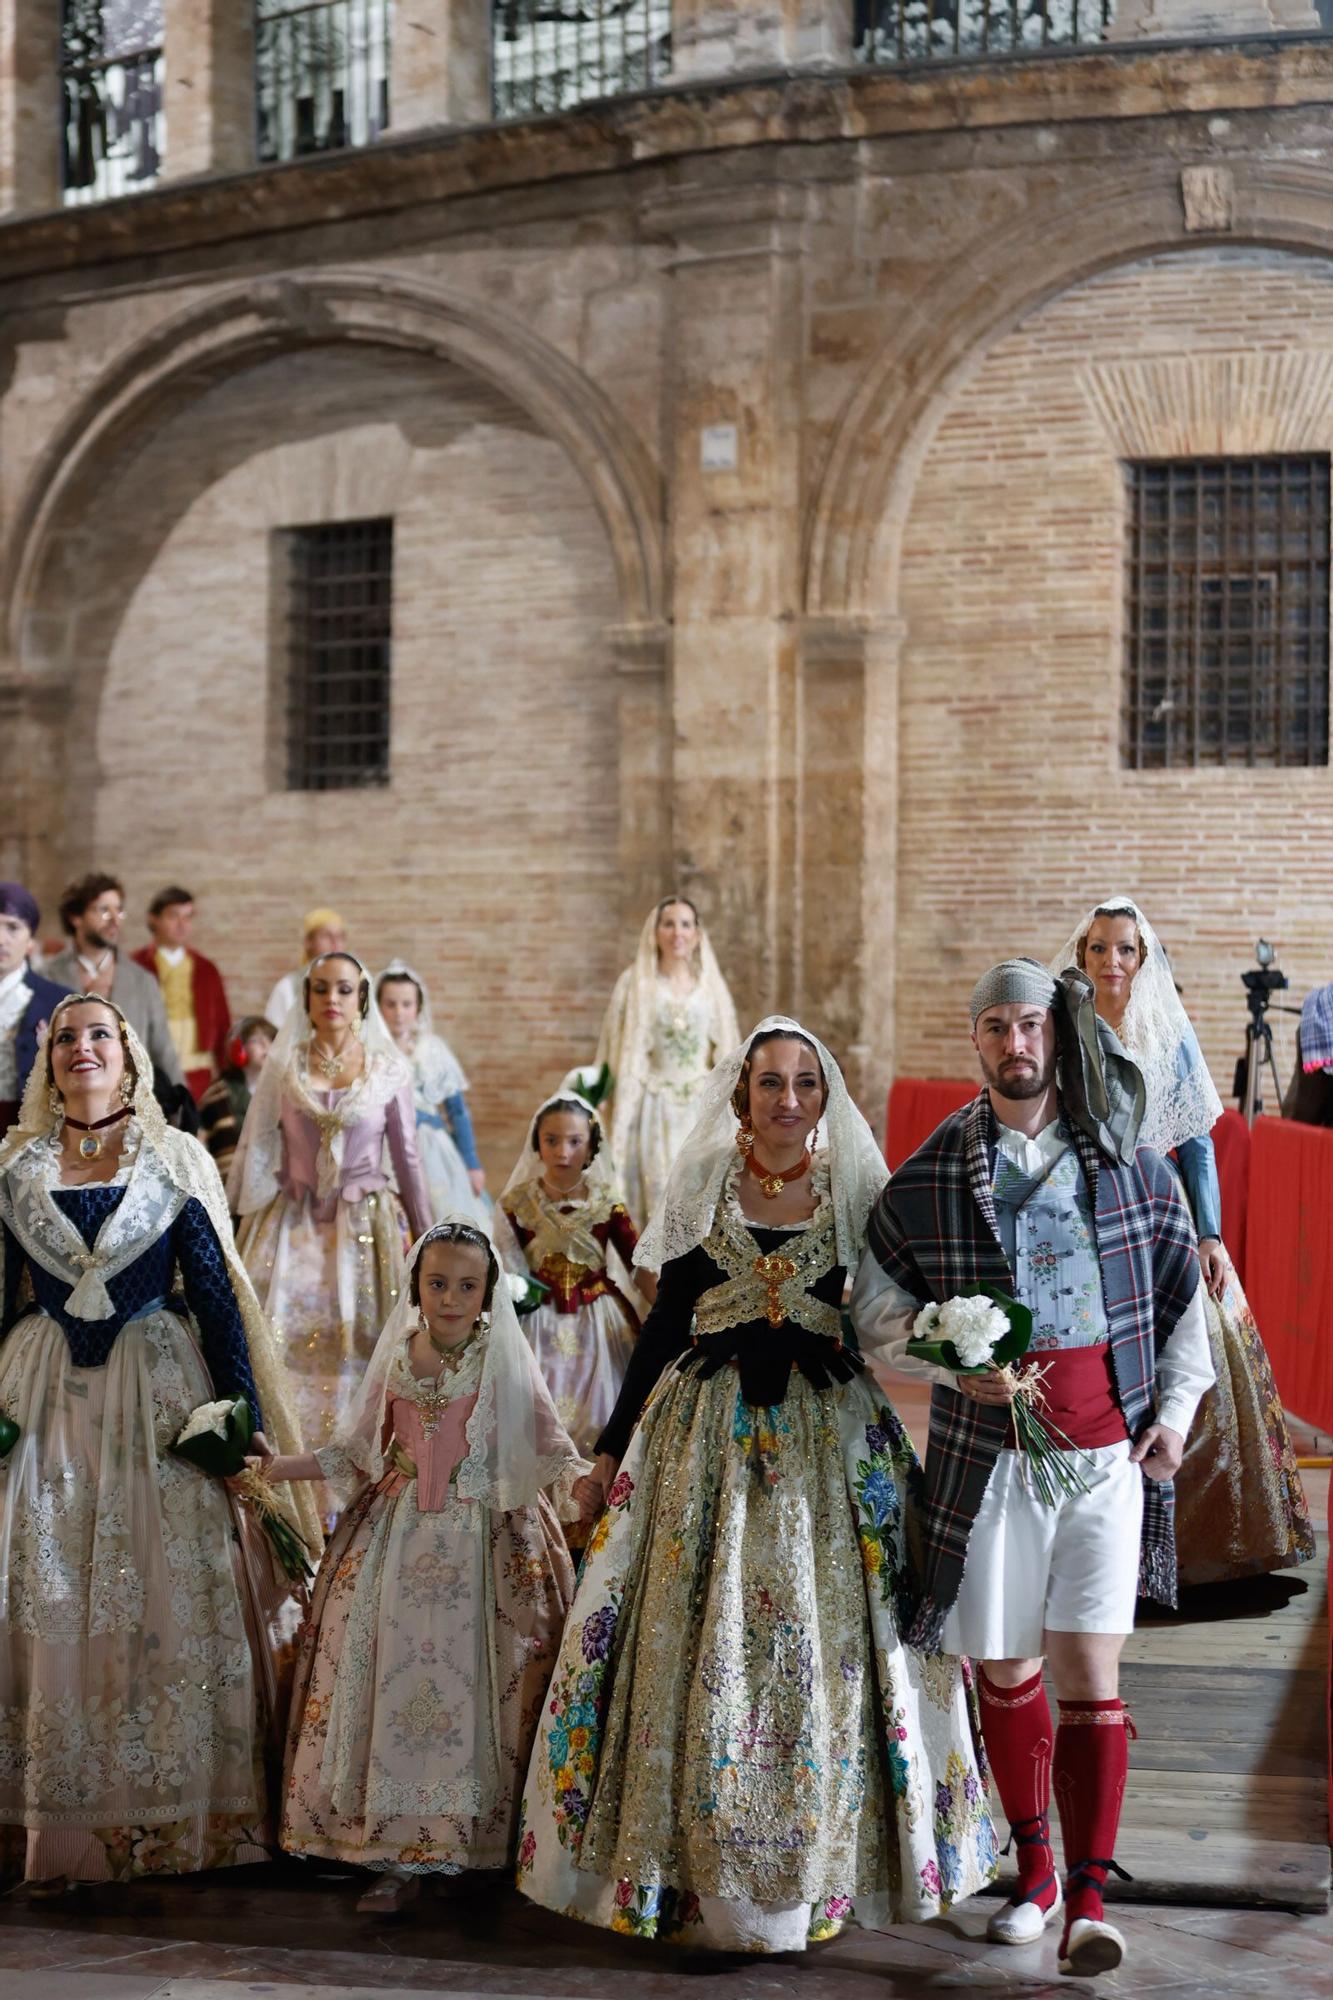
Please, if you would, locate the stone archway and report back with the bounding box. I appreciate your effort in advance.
[800,158,1333,1105]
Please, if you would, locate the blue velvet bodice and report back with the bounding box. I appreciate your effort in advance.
[1,1185,262,1425]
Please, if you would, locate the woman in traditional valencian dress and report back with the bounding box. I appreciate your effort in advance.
[229,954,433,1452]
[595,898,739,1228]
[494,1091,655,1456]
[267,1220,586,1911]
[518,1018,996,1951]
[376,961,489,1230]
[1051,900,1313,1585]
[0,996,321,1886]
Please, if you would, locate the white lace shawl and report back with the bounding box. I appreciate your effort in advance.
[326,1220,587,1517]
[634,1014,889,1272]
[0,997,324,1555]
[1049,897,1224,1154]
[595,905,740,1173]
[227,956,411,1215]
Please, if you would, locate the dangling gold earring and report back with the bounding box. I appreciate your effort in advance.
[417,1308,430,1336]
[48,1085,63,1123]
[119,1074,134,1106]
[735,1119,754,1158]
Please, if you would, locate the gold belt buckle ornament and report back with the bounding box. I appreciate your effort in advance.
[753,1253,798,1327]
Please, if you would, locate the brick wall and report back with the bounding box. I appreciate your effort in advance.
[79,345,623,1177]
[895,245,1333,1102]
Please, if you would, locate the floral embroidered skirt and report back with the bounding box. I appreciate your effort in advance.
[517,1364,996,1951]
[0,1310,267,1881]
[521,1294,637,1458]
[238,1187,409,1456]
[281,1471,575,1874]
[1174,1260,1315,1586]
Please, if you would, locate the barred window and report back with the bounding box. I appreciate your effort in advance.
[256,0,391,165]
[1123,457,1330,769]
[492,0,671,120]
[284,519,393,792]
[61,0,164,205]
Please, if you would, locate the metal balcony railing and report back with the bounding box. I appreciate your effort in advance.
[60,0,164,205]
[492,0,671,120]
[256,0,391,163]
[854,0,1112,64]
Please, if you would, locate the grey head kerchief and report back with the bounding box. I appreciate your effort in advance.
[970,955,1147,1164]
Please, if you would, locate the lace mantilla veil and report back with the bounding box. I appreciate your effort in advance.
[597,902,741,1175]
[377,957,468,1102]
[227,952,411,1217]
[326,1219,587,1515]
[1049,897,1224,1155]
[0,996,323,1555]
[634,1015,889,1272]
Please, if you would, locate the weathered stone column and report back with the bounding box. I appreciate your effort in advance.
[0,667,70,933]
[0,3,62,217]
[642,179,807,1030]
[161,1,256,180]
[1108,0,1318,38]
[797,613,905,1116]
[671,0,852,83]
[391,0,491,128]
[607,620,674,951]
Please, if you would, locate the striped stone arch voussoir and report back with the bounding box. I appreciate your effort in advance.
[803,157,1333,621]
[3,267,666,659]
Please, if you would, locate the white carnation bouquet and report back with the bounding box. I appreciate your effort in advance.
[907,1284,1091,1504]
[173,1397,314,1581]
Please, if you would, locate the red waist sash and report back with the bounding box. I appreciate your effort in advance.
[1004,1342,1128,1452]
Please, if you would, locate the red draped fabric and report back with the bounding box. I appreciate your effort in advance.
[1245,1115,1333,1436]
[884,1079,979,1171]
[1211,1108,1251,1284]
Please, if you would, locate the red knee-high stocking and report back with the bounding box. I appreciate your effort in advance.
[978,1666,1057,1912]
[1053,1698,1136,1942]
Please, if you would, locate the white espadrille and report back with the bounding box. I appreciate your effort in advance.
[986,1875,1063,1945]
[1059,1915,1126,1976]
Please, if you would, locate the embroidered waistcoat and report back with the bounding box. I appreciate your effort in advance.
[991,1140,1109,1353]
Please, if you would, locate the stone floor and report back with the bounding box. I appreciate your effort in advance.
[2,1401,1325,2000]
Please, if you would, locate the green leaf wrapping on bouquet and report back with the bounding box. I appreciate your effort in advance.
[513,1274,552,1318]
[0,1413,20,1460]
[904,1283,1034,1375]
[171,1397,254,1478]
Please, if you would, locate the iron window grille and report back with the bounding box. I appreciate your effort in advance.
[492,0,671,120]
[256,0,391,164]
[284,519,393,792]
[1123,457,1331,770]
[853,0,1110,65]
[60,0,164,205]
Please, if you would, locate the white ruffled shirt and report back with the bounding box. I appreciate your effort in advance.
[0,962,33,1100]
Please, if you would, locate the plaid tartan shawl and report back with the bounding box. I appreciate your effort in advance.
[866,1091,1200,1648]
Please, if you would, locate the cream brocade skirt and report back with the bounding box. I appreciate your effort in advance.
[281,1469,576,1873]
[237,1187,409,1454]
[0,1310,267,1881]
[619,1079,709,1234]
[517,1362,997,1951]
[1173,1260,1315,1587]
[520,1294,637,1458]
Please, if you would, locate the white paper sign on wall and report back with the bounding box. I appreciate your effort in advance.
[700,423,739,473]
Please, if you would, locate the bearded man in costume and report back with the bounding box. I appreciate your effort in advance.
[854,958,1214,1979]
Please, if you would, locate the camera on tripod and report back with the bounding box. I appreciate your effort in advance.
[1235,940,1293,1124]
[1241,938,1289,1009]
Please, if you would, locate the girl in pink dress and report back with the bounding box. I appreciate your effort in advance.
[259,1220,587,1912]
[229,953,434,1452]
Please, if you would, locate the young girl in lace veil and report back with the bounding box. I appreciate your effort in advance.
[493,1089,655,1457]
[376,961,489,1229]
[1050,898,1312,1585]
[261,1219,587,1911]
[595,897,739,1228]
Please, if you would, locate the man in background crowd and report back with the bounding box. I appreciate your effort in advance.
[0,883,69,1136]
[45,873,184,1095]
[132,886,231,1103]
[264,907,347,1028]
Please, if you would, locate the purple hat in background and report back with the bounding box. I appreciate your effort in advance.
[0,884,39,935]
